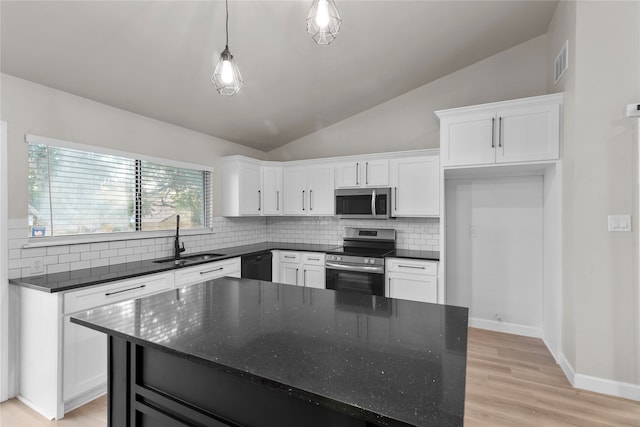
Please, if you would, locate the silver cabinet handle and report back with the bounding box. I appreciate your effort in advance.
[310,189,313,211]
[498,117,503,148]
[356,163,359,186]
[308,257,320,261]
[258,190,261,211]
[200,267,224,275]
[366,162,369,185]
[296,268,299,285]
[302,190,305,211]
[303,269,307,286]
[398,264,426,270]
[105,284,146,296]
[371,188,377,217]
[388,277,391,298]
[277,190,279,211]
[284,255,296,259]
[491,117,495,148]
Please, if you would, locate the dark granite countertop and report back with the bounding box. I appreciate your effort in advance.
[9,241,440,293]
[388,249,440,261]
[71,277,468,426]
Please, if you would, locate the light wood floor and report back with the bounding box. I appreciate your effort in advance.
[1,328,639,426]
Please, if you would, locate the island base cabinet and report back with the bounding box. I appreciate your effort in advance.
[110,336,380,427]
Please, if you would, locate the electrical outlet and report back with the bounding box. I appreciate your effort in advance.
[29,258,45,274]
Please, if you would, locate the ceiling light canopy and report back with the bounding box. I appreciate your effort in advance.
[307,0,342,45]
[211,0,243,96]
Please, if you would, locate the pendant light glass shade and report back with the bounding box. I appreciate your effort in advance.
[306,0,341,45]
[211,0,242,96]
[212,46,243,96]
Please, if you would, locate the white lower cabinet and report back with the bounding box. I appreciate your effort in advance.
[385,258,438,304]
[174,257,241,287]
[19,271,175,420]
[275,251,325,289]
[62,272,174,412]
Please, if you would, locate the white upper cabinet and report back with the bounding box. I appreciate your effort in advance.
[222,157,263,216]
[222,157,284,217]
[283,164,334,215]
[262,166,282,215]
[307,164,334,215]
[282,166,306,215]
[335,159,389,188]
[436,93,562,167]
[390,155,439,217]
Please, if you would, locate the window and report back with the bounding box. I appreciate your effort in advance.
[27,137,212,237]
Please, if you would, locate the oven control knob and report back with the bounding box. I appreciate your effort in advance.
[365,258,371,264]
[337,256,342,261]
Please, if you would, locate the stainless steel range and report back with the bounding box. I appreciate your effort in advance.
[325,227,396,296]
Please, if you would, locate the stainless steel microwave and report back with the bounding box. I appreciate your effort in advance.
[335,188,392,219]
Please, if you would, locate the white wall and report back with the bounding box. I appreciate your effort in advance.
[1,74,266,220]
[445,175,544,338]
[267,35,548,161]
[548,0,640,396]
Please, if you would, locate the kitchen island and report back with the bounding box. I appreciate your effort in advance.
[71,277,468,427]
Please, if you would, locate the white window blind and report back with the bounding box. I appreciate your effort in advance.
[28,141,212,237]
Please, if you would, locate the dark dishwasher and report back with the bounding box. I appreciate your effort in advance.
[241,251,273,281]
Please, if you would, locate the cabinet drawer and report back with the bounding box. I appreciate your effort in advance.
[175,258,241,287]
[301,252,324,266]
[64,272,174,314]
[279,251,300,263]
[386,258,438,276]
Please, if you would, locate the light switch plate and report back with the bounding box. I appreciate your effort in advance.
[608,215,632,232]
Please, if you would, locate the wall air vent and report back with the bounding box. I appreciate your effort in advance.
[554,40,568,85]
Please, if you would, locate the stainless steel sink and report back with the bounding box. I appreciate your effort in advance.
[153,253,224,265]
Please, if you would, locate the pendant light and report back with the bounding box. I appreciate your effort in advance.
[306,0,341,45]
[211,0,243,95]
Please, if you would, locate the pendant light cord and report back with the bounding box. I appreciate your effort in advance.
[225,0,229,47]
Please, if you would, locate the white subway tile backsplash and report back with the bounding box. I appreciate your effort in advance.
[81,251,100,261]
[47,263,70,274]
[100,249,119,258]
[59,253,80,264]
[90,242,110,252]
[47,246,70,256]
[109,241,126,250]
[90,258,110,268]
[8,216,438,278]
[70,243,91,253]
[70,260,92,270]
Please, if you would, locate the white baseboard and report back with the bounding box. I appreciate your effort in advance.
[574,373,640,402]
[474,322,640,402]
[469,317,542,338]
[16,395,55,421]
[557,352,639,401]
[558,352,576,386]
[64,383,106,414]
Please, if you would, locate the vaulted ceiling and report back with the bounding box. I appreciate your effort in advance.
[1,1,558,152]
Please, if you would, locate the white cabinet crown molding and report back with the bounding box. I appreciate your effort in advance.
[434,93,564,119]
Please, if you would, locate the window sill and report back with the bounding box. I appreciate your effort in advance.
[23,228,215,249]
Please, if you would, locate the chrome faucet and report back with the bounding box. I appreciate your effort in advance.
[174,214,185,260]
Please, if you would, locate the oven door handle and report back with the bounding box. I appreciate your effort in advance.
[325,262,384,274]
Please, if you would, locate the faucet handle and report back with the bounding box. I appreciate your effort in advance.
[180,242,186,253]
